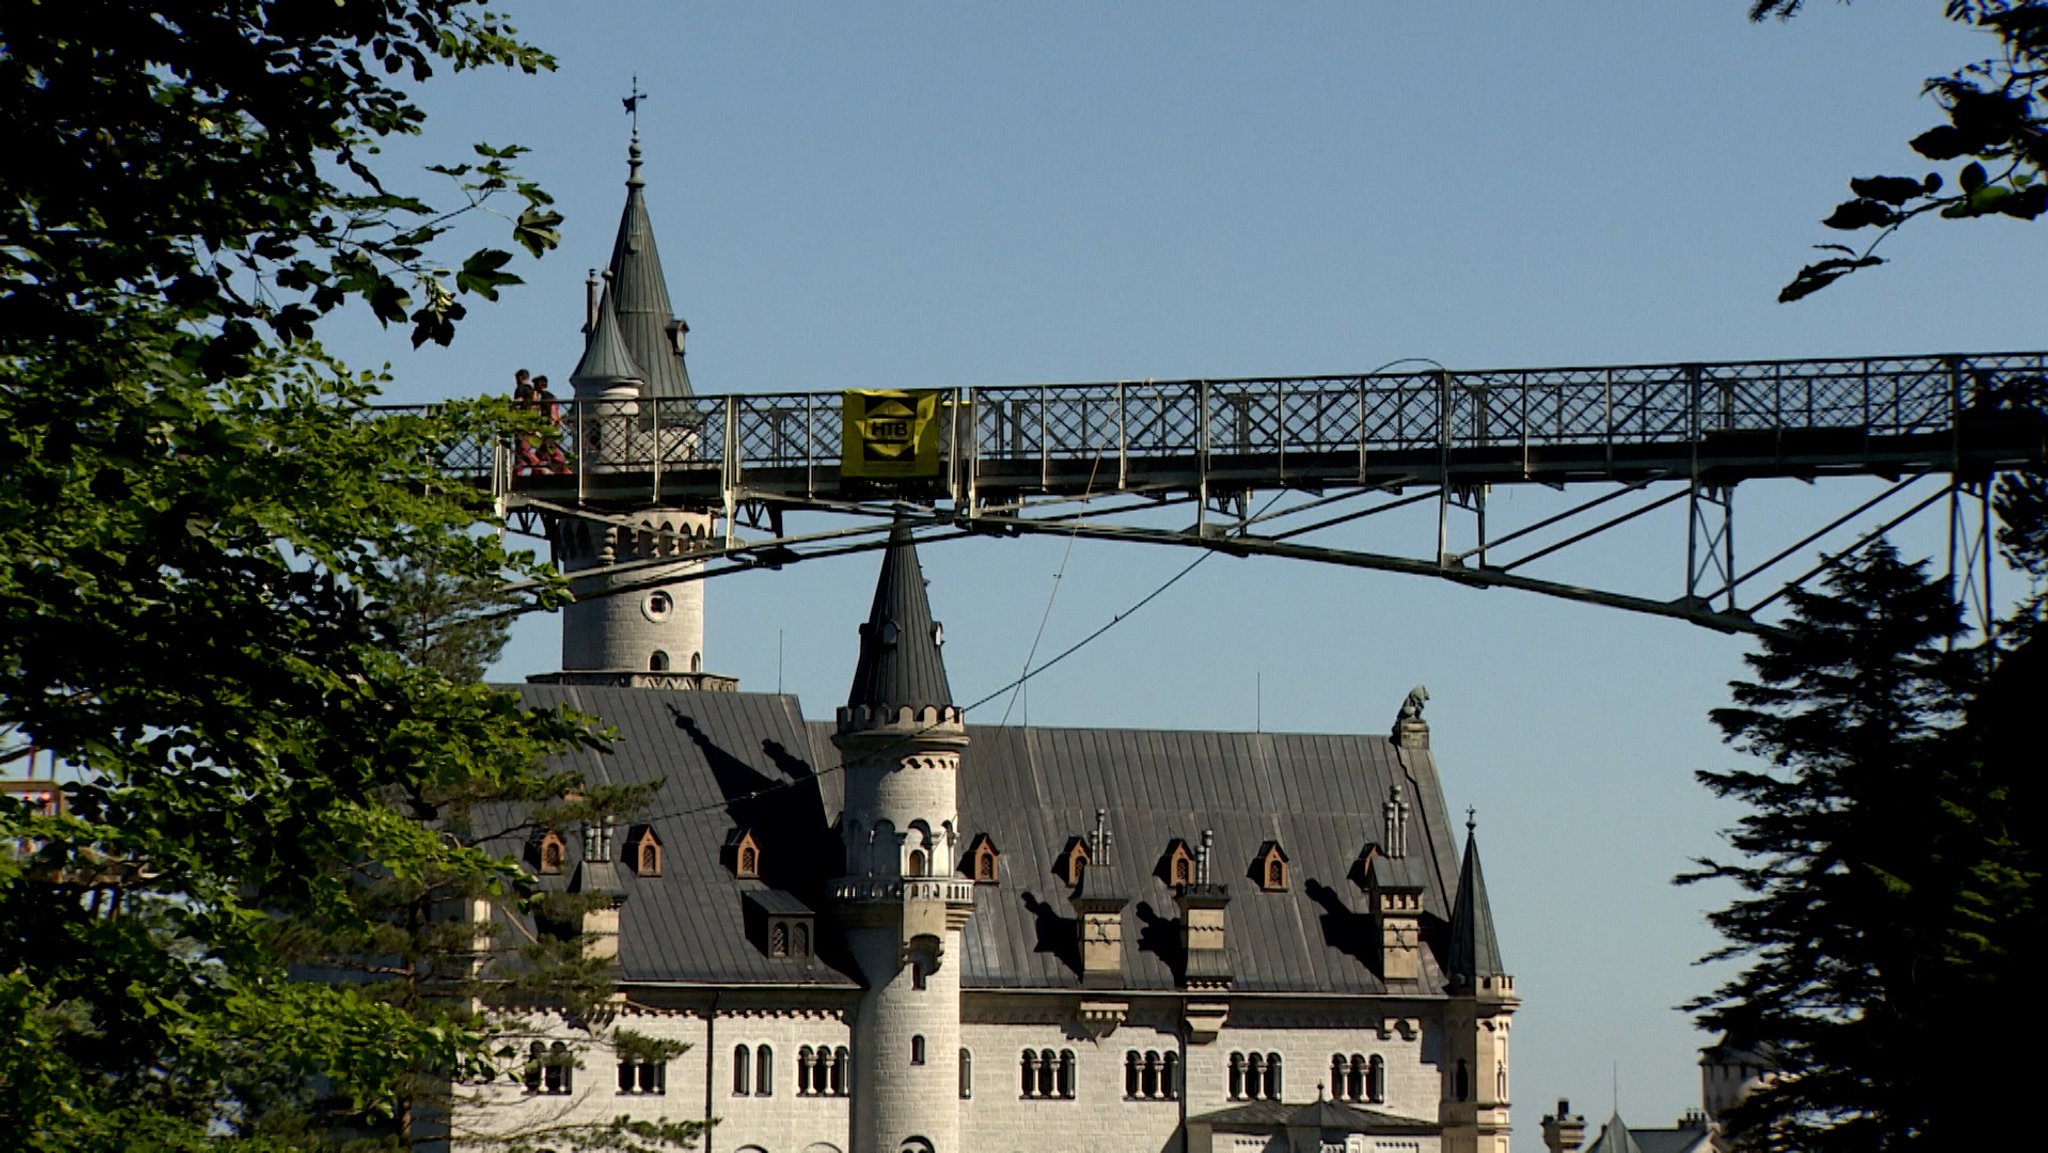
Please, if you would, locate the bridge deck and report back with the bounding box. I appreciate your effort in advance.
[412,352,2045,509]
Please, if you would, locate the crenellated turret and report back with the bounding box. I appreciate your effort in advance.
[830,522,972,1153]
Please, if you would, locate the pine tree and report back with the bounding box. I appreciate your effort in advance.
[1680,542,1990,1151]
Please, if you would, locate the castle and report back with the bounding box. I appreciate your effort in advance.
[472,134,1518,1153]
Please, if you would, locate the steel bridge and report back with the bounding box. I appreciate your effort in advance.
[411,351,2048,637]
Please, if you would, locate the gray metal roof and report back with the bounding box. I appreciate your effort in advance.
[924,722,1465,993]
[844,524,953,713]
[507,684,855,987]
[604,136,694,399]
[1446,823,1506,982]
[1633,1128,1713,1153]
[568,285,646,396]
[1586,1114,1650,1153]
[498,683,1476,996]
[1192,1098,1435,1133]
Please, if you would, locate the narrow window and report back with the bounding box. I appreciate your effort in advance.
[525,1041,544,1092]
[740,845,757,875]
[798,1046,815,1096]
[1141,1051,1159,1099]
[641,1060,665,1095]
[1267,858,1284,888]
[1036,1048,1056,1098]
[1455,1058,1470,1102]
[959,1047,972,1099]
[832,1046,849,1096]
[907,848,927,877]
[733,1044,751,1096]
[1057,1050,1076,1099]
[1229,1052,1244,1100]
[619,1060,635,1093]
[756,1046,773,1096]
[1370,1054,1386,1103]
[1163,1052,1179,1101]
[1022,1050,1038,1097]
[1332,1055,1349,1100]
[546,1041,572,1094]
[770,921,789,957]
[1264,1052,1282,1100]
[1173,856,1191,885]
[794,921,811,957]
[911,1035,926,1065]
[691,651,703,672]
[650,650,670,672]
[1125,1051,1140,1098]
[911,960,928,991]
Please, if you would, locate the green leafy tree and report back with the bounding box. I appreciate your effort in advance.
[0,3,693,1150]
[1752,1,2048,301]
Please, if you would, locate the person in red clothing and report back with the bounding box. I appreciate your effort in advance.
[529,375,570,473]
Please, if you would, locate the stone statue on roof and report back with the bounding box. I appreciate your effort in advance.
[1400,684,1429,722]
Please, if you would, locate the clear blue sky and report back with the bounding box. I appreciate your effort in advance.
[328,3,2041,1143]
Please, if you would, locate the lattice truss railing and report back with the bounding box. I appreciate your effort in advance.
[390,352,2047,636]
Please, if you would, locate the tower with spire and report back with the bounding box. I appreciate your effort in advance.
[538,126,730,690]
[829,523,976,1153]
[1443,809,1518,1153]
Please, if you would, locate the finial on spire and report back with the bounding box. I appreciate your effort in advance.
[622,75,646,186]
[1467,805,1477,835]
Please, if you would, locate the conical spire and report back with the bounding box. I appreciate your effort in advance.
[1587,1112,1647,1153]
[1447,809,1507,982]
[605,131,694,399]
[569,281,646,395]
[845,522,952,715]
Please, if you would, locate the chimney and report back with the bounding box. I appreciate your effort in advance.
[584,268,600,334]
[1541,1099,1587,1153]
[1072,809,1128,988]
[1174,829,1233,990]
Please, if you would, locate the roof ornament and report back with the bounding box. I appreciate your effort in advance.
[1091,807,1114,868]
[1196,828,1214,885]
[1383,783,1411,859]
[1467,805,1477,835]
[1400,684,1429,721]
[622,75,646,187]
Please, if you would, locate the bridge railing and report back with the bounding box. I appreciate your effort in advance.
[380,352,2045,499]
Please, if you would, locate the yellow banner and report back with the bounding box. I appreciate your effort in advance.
[841,389,942,479]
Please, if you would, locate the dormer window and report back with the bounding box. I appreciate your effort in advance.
[629,826,663,878]
[967,834,1000,884]
[1253,841,1290,892]
[744,890,816,960]
[1162,839,1195,887]
[1057,836,1091,887]
[726,828,762,879]
[535,829,567,876]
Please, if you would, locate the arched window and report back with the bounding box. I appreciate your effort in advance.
[525,1041,544,1092]
[1125,1050,1140,1098]
[794,921,811,957]
[770,921,789,957]
[649,650,670,672]
[1455,1058,1470,1102]
[639,1060,664,1095]
[1370,1054,1386,1103]
[733,1044,751,1096]
[1497,1059,1508,1100]
[756,1046,773,1096]
[911,960,928,991]
[1141,1050,1160,1099]
[1266,858,1285,888]
[1173,855,1192,885]
[638,839,661,876]
[1333,1054,1350,1100]
[1247,1052,1265,1101]
[911,1035,926,1065]
[619,1059,636,1093]
[1057,1050,1076,1099]
[1228,1051,1245,1100]
[1036,1048,1057,1098]
[740,845,758,875]
[832,1047,849,1096]
[798,1046,815,1096]
[959,1047,972,1099]
[907,848,927,877]
[1263,1052,1282,1100]
[546,1041,572,1094]
[690,651,703,673]
[1163,1052,1179,1101]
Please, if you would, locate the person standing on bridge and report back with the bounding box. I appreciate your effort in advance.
[512,368,544,474]
[529,374,570,474]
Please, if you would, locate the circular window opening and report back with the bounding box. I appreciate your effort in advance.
[643,591,673,622]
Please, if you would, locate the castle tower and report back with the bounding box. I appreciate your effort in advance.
[1442,812,1517,1153]
[831,524,974,1153]
[539,132,730,689]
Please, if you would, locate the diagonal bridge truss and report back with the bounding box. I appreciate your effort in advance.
[404,351,2048,639]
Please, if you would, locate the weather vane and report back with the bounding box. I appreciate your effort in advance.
[622,75,645,135]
